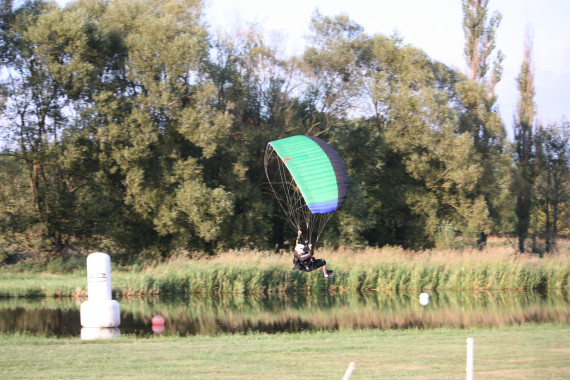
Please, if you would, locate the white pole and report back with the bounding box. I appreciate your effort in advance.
[466,337,474,380]
[342,362,355,380]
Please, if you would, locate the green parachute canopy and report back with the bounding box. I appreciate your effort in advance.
[264,135,349,244]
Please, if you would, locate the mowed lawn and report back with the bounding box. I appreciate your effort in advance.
[1,324,569,379]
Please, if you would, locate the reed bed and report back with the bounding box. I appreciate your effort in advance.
[1,244,569,298]
[107,245,569,296]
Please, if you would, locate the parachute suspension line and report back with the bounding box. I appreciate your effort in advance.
[264,146,301,230]
[264,147,293,228]
[316,213,333,246]
[303,205,313,245]
[306,212,333,248]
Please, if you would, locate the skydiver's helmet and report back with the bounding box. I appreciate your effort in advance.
[295,244,306,254]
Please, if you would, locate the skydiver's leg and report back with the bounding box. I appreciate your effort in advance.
[308,258,333,278]
[310,258,325,271]
[323,264,334,278]
[312,259,333,279]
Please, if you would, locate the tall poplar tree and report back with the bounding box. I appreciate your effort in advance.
[457,0,508,241]
[462,0,503,93]
[513,26,536,253]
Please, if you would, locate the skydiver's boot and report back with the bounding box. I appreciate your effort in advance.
[324,270,334,279]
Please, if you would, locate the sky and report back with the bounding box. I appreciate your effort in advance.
[204,0,570,135]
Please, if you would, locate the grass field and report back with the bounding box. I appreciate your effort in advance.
[1,324,569,379]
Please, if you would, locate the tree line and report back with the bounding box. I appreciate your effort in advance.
[0,0,568,261]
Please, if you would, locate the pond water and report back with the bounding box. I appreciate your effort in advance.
[1,290,569,338]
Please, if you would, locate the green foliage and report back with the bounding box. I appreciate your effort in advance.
[434,221,460,250]
[462,0,503,85]
[456,0,510,244]
[532,122,570,251]
[302,11,365,126]
[513,29,537,253]
[0,0,567,258]
[1,1,111,255]
[0,155,39,260]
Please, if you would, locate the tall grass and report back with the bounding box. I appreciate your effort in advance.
[1,243,569,297]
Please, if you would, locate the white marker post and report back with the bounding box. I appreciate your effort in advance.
[80,252,120,339]
[342,362,355,380]
[466,337,474,380]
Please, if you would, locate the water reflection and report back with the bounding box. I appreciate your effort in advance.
[0,290,568,337]
[81,327,120,340]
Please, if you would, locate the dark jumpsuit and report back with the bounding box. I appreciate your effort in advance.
[292,232,326,272]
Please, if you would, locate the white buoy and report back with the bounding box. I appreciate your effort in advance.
[466,337,474,380]
[86,252,113,301]
[419,292,430,306]
[80,252,120,333]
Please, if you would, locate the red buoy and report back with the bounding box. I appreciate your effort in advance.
[151,315,165,334]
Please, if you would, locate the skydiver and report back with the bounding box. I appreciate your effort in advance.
[292,229,334,279]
